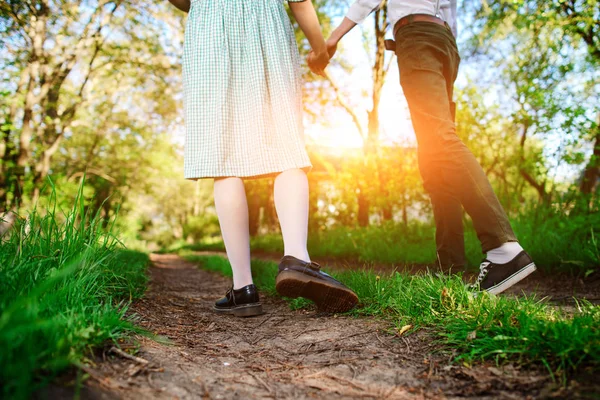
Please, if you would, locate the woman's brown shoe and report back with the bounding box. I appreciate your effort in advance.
[276,256,358,313]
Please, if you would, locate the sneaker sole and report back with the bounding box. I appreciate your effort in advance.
[275,270,358,313]
[485,262,537,295]
[213,303,263,317]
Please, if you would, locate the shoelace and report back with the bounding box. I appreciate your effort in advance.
[475,261,491,284]
[226,287,237,305]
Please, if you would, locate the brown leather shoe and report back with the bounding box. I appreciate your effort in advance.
[276,256,358,313]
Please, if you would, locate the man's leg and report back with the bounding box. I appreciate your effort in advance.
[396,24,516,254]
[428,184,466,270]
[434,39,466,270]
[395,23,536,294]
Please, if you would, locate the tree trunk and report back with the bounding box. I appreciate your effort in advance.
[325,3,390,227]
[357,187,369,227]
[580,114,600,195]
[247,192,261,237]
[518,120,549,202]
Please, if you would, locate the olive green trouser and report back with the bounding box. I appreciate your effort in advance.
[394,22,517,268]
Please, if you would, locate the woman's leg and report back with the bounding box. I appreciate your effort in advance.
[214,177,253,289]
[274,169,311,262]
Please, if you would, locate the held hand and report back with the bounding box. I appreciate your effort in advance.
[325,38,338,59]
[307,49,330,77]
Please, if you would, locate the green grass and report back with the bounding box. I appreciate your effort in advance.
[0,185,149,399]
[186,254,600,382]
[173,222,467,265]
[179,204,600,273]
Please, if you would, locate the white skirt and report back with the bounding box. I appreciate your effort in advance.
[182,0,312,179]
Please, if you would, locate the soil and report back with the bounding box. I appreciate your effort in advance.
[41,254,599,400]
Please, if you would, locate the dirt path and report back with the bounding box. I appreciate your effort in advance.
[50,254,595,399]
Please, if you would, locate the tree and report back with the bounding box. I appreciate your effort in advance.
[326,0,395,226]
[0,0,180,210]
[465,0,599,203]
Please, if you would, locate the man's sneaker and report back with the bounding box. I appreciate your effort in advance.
[213,284,263,317]
[276,256,358,313]
[473,251,537,295]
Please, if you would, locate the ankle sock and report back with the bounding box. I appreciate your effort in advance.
[486,241,523,264]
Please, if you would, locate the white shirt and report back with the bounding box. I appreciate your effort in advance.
[346,0,458,37]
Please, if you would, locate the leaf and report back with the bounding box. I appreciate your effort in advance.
[397,324,412,336]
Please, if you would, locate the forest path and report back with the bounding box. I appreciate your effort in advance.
[60,254,574,399]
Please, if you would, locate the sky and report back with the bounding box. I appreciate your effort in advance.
[305,16,416,149]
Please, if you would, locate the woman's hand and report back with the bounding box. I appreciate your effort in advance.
[307,49,329,77]
[289,1,329,77]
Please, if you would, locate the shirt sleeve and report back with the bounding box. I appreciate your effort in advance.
[449,0,458,37]
[345,0,384,24]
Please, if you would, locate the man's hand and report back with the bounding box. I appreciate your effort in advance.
[307,49,330,77]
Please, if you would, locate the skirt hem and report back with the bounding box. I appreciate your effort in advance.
[184,164,312,181]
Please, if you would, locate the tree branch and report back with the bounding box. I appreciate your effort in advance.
[325,72,366,140]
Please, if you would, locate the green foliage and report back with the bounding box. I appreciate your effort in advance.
[511,202,600,271]
[0,0,184,209]
[191,255,600,380]
[261,222,440,264]
[183,198,600,272]
[463,0,600,204]
[0,184,149,399]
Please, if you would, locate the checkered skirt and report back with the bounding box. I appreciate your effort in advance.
[182,0,312,179]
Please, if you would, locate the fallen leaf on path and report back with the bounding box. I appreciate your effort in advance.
[397,325,412,336]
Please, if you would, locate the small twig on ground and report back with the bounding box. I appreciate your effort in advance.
[76,363,124,390]
[109,346,149,365]
[147,372,155,389]
[293,327,327,339]
[349,364,358,380]
[254,314,275,329]
[322,373,369,392]
[301,370,327,380]
[382,385,400,399]
[427,359,434,380]
[312,329,377,345]
[251,335,264,346]
[249,372,273,394]
[401,337,411,353]
[307,357,364,367]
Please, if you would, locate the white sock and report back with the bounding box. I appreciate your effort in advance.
[486,241,524,264]
[274,169,311,262]
[213,178,253,289]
